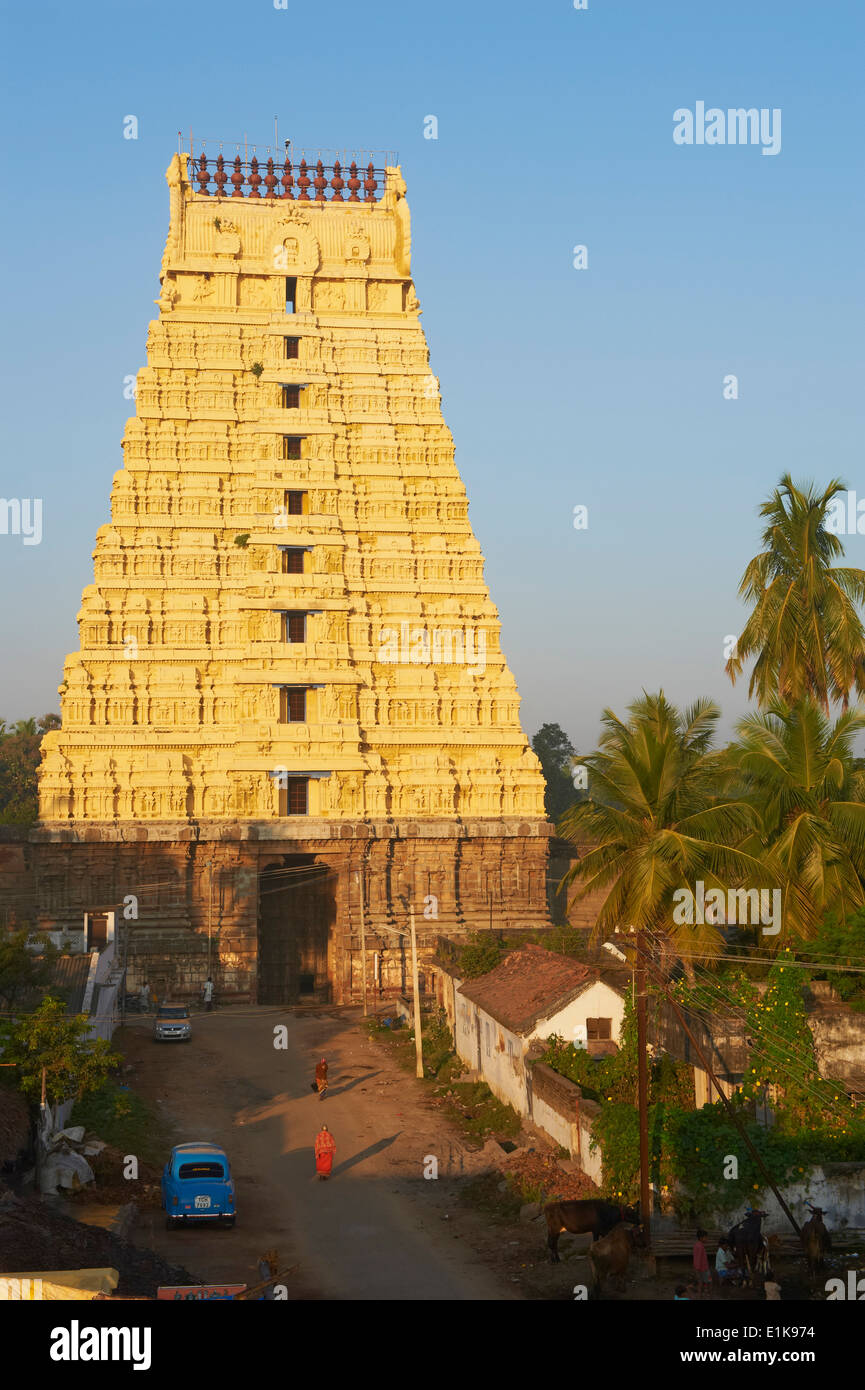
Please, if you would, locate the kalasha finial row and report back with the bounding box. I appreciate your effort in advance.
[192,154,380,202]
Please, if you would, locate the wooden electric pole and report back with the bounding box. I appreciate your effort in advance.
[634,928,652,1248]
[357,870,369,1017]
[409,903,424,1080]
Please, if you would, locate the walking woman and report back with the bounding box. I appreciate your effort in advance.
[314,1057,328,1099]
[314,1124,336,1181]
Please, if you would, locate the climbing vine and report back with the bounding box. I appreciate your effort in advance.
[542,965,865,1213]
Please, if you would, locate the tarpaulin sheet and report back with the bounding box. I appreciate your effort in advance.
[0,1267,119,1300]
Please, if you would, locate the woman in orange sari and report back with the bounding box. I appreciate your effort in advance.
[314,1057,328,1099]
[314,1124,336,1180]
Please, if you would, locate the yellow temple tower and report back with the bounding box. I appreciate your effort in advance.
[34,147,551,1002]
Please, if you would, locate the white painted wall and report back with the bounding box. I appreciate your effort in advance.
[452,979,625,1131]
[530,980,625,1047]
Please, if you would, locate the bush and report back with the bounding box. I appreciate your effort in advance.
[71,1081,166,1166]
[456,933,508,979]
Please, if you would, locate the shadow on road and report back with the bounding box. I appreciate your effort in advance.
[327,1071,383,1096]
[331,1133,401,1176]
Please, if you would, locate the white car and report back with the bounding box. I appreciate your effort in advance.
[153,1004,191,1042]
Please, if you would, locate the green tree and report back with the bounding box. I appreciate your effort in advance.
[726,475,865,712]
[0,712,60,825]
[558,693,767,970]
[730,699,865,940]
[0,932,58,1011]
[2,997,119,1106]
[804,905,865,1009]
[532,721,581,824]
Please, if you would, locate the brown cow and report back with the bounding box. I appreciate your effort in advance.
[588,1222,643,1296]
[801,1207,831,1276]
[539,1199,639,1263]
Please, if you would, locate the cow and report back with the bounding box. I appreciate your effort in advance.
[728,1209,769,1285]
[538,1199,640,1263]
[588,1221,644,1296]
[800,1206,831,1276]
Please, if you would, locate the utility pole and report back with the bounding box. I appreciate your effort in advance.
[357,869,369,1017]
[36,1065,47,1190]
[409,903,424,1080]
[379,894,424,1078]
[207,859,214,979]
[634,926,652,1248]
[120,912,128,1027]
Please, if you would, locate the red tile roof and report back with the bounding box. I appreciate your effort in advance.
[457,945,609,1035]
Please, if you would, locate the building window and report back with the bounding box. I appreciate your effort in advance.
[284,337,300,359]
[285,277,297,313]
[281,548,305,574]
[282,436,302,460]
[282,612,306,643]
[279,777,308,815]
[586,1017,612,1041]
[286,490,304,515]
[280,687,307,723]
[281,384,300,409]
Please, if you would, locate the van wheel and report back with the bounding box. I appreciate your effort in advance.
[223,1216,236,1229]
[165,1216,176,1230]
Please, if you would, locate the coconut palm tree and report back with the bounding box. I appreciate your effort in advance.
[558,693,768,970]
[730,699,865,939]
[726,474,865,712]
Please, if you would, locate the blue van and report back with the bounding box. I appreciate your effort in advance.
[161,1143,236,1229]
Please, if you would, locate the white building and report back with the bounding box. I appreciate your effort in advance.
[446,945,627,1119]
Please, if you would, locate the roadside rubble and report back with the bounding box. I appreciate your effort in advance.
[38,1126,105,1195]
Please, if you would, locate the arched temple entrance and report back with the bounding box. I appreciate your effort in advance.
[257,855,336,1004]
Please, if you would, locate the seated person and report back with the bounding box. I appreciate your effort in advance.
[715,1240,742,1283]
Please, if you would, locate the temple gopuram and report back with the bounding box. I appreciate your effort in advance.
[25,146,552,1003]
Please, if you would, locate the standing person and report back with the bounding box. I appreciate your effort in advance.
[315,1057,328,1100]
[202,976,215,1012]
[257,1250,279,1300]
[693,1229,711,1299]
[139,980,151,1013]
[314,1124,336,1181]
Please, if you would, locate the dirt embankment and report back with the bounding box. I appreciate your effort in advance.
[0,1193,198,1296]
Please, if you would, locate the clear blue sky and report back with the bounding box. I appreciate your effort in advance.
[1,0,863,754]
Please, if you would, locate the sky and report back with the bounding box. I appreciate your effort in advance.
[0,0,863,754]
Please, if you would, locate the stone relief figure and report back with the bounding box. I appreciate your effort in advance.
[240,276,275,309]
[405,286,421,314]
[337,775,362,815]
[192,275,216,303]
[155,277,179,311]
[315,281,346,311]
[367,283,389,311]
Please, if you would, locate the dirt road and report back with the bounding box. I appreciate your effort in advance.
[126,1007,514,1301]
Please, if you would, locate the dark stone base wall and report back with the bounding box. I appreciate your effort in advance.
[0,819,553,1005]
